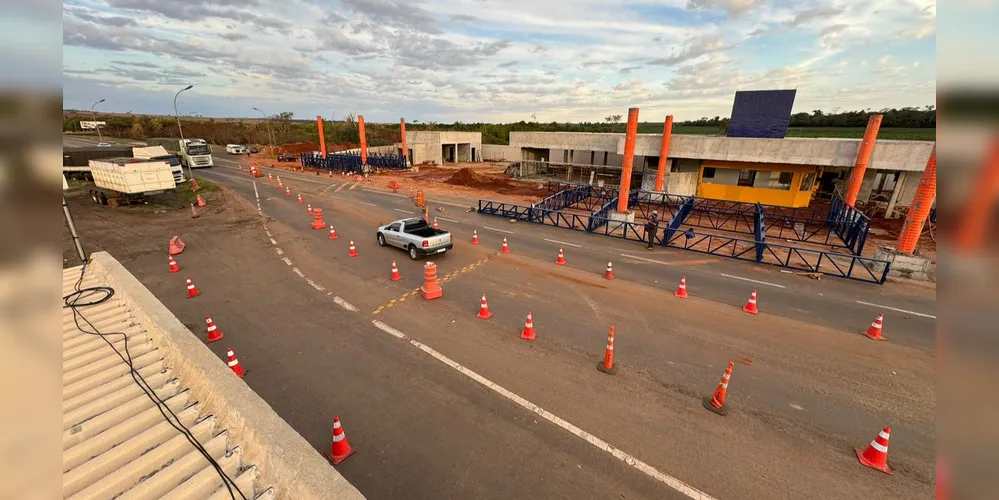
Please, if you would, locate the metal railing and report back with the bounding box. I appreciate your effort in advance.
[300,152,407,172]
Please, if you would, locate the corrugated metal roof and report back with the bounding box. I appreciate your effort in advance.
[62,265,271,500]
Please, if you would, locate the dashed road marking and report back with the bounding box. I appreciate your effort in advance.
[620,253,669,265]
[281,257,292,266]
[321,183,338,193]
[394,208,413,214]
[334,184,346,193]
[292,267,305,277]
[348,182,359,190]
[276,248,284,256]
[369,256,497,314]
[855,300,936,319]
[369,320,717,500]
[308,280,326,291]
[720,273,786,289]
[544,238,582,248]
[484,226,514,234]
[265,231,272,237]
[333,296,358,312]
[436,216,459,223]
[358,201,377,207]
[269,238,277,245]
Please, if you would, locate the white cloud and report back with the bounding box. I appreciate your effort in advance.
[61,0,937,121]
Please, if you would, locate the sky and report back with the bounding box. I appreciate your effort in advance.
[60,0,937,123]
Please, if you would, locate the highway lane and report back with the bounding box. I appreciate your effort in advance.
[194,159,936,499]
[202,157,937,353]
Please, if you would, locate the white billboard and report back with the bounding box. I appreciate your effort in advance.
[80,121,106,129]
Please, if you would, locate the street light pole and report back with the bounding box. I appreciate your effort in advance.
[252,107,275,152]
[90,99,106,142]
[173,85,194,179]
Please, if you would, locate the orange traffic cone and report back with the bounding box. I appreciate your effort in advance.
[863,313,885,340]
[501,238,510,254]
[329,225,338,240]
[856,427,892,474]
[205,316,224,343]
[297,194,304,204]
[555,247,566,266]
[476,294,492,319]
[268,173,273,180]
[186,278,200,298]
[604,261,614,279]
[675,277,688,298]
[285,187,291,196]
[703,362,734,415]
[390,261,402,281]
[348,241,358,257]
[328,416,356,464]
[168,236,185,255]
[409,187,414,199]
[420,262,443,300]
[226,348,244,378]
[196,194,207,207]
[168,256,180,273]
[520,312,536,340]
[596,326,616,375]
[307,203,313,215]
[472,230,479,245]
[310,208,326,230]
[190,179,200,191]
[190,203,200,218]
[329,170,334,178]
[743,290,759,315]
[433,218,439,230]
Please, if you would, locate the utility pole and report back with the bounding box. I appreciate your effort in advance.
[253,107,275,151]
[90,98,105,142]
[173,85,194,179]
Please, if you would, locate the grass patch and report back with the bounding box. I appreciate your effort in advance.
[176,177,220,204]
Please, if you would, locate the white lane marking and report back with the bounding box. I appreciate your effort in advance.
[394,208,413,214]
[370,320,716,500]
[372,320,407,339]
[321,183,338,193]
[545,238,582,248]
[265,231,272,237]
[307,280,326,291]
[720,273,786,289]
[855,300,936,319]
[620,253,669,265]
[358,201,378,207]
[281,257,292,266]
[436,216,459,223]
[333,296,358,312]
[292,267,305,277]
[483,226,514,234]
[276,248,284,256]
[269,238,277,245]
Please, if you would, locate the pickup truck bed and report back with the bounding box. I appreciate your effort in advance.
[376,218,453,260]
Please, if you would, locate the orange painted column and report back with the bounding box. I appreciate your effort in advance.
[896,145,936,253]
[400,118,407,161]
[654,115,674,192]
[955,137,999,252]
[317,116,327,158]
[616,107,640,213]
[843,114,883,206]
[358,115,368,165]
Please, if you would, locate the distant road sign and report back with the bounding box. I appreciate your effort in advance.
[80,121,106,129]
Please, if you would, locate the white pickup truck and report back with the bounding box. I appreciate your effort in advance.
[376,218,453,260]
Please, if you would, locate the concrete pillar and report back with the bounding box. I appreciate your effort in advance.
[885,171,907,218]
[955,137,999,252]
[400,118,407,161]
[616,107,639,213]
[897,146,936,253]
[654,115,673,192]
[358,115,367,165]
[317,116,327,158]
[844,114,882,206]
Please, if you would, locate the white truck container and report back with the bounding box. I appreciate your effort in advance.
[132,145,185,183]
[87,157,177,206]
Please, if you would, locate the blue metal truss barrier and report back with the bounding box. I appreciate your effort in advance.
[828,193,871,255]
[663,196,694,244]
[300,152,407,172]
[477,198,892,284]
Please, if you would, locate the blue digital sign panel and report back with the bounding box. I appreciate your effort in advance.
[726,90,797,139]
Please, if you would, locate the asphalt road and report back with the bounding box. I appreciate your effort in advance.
[64,135,937,499]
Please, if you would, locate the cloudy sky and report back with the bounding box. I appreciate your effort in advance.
[61,0,936,122]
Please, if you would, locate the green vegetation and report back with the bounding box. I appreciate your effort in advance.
[64,106,935,149]
[176,178,220,204]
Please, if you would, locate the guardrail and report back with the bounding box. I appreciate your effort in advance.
[300,152,407,172]
[477,198,891,284]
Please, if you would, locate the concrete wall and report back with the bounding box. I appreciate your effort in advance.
[509,132,621,152]
[481,144,520,161]
[89,252,365,500]
[664,172,698,196]
[402,131,482,165]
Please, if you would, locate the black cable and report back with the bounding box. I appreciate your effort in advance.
[63,262,247,500]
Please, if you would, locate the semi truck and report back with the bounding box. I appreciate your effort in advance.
[63,145,185,184]
[147,137,214,168]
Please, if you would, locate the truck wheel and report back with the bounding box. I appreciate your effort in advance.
[377,233,386,247]
[409,245,419,260]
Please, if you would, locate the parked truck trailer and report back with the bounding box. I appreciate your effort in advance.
[86,157,178,207]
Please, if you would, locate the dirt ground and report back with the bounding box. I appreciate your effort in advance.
[61,180,260,268]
